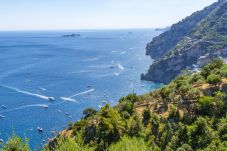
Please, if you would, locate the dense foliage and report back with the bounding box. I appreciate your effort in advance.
[2,59,227,151]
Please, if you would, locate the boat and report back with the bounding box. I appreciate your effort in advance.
[48,97,55,101]
[42,105,49,109]
[0,115,5,118]
[37,127,43,133]
[0,139,4,143]
[2,105,7,109]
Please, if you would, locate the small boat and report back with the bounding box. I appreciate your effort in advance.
[42,105,49,109]
[51,130,56,135]
[2,105,7,109]
[37,127,43,133]
[0,115,5,118]
[68,115,72,118]
[48,97,55,101]
[65,112,69,116]
[109,66,115,69]
[0,139,4,143]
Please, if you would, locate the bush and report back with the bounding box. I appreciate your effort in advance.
[83,108,97,119]
[201,58,224,79]
[43,137,93,151]
[196,96,224,116]
[1,135,30,151]
[206,73,221,84]
[108,136,150,151]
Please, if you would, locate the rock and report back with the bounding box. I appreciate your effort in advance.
[143,0,227,83]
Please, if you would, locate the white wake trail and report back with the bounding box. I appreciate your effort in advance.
[60,89,95,103]
[59,97,77,102]
[0,104,48,113]
[2,85,50,100]
[69,89,95,98]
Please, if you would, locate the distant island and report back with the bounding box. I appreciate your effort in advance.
[62,33,81,38]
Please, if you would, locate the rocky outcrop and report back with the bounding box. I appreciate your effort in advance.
[146,0,222,59]
[143,0,227,84]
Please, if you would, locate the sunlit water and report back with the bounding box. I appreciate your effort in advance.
[0,29,162,149]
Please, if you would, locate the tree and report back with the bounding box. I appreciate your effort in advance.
[97,104,126,149]
[143,108,151,126]
[83,108,97,119]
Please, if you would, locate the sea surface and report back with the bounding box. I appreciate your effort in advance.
[0,29,162,149]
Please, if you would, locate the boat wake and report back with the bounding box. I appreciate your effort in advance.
[1,85,51,100]
[69,89,95,98]
[59,97,77,102]
[60,89,95,102]
[0,104,49,114]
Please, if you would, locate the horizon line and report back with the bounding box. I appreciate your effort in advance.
[0,27,166,32]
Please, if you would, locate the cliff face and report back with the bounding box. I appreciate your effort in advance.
[143,0,227,84]
[146,0,222,59]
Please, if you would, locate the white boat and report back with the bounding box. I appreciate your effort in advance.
[42,105,49,109]
[48,97,55,101]
[2,105,7,109]
[37,127,43,133]
[0,115,5,118]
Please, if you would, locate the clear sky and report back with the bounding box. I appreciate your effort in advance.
[0,0,217,31]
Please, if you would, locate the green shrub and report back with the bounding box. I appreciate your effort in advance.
[201,58,224,79]
[43,137,94,151]
[206,73,221,84]
[196,96,224,116]
[108,136,150,151]
[1,135,30,151]
[83,108,97,119]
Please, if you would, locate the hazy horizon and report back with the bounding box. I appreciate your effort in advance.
[0,0,217,31]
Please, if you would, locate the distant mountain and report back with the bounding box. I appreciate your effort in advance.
[142,0,227,83]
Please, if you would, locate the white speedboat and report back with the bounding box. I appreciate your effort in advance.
[42,105,49,109]
[48,97,55,101]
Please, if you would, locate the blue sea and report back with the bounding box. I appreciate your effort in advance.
[0,29,162,149]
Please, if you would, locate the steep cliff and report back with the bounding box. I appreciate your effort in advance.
[143,0,227,83]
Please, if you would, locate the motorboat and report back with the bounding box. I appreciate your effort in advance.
[2,105,7,109]
[37,127,43,133]
[48,97,55,101]
[42,105,49,109]
[0,115,5,118]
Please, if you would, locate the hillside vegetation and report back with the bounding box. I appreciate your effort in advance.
[4,59,224,151]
